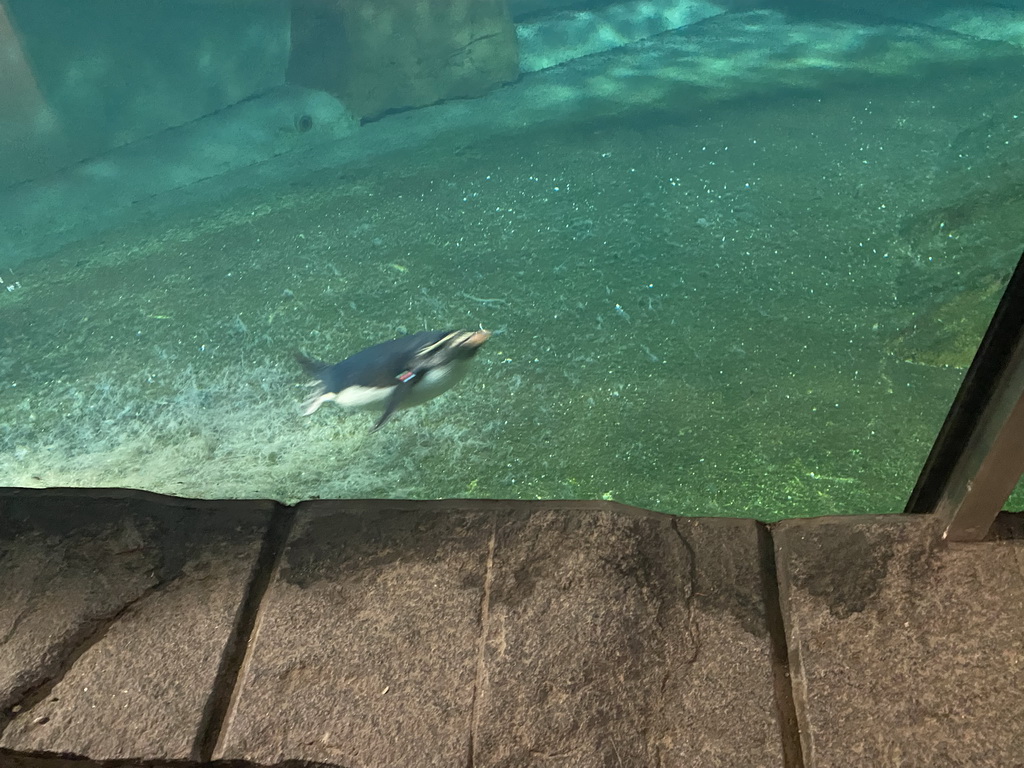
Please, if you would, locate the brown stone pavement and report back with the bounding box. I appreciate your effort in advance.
[0,488,1021,768]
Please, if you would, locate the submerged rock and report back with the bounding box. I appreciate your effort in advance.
[887,270,1009,369]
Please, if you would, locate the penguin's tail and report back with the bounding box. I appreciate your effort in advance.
[295,352,332,416]
[295,352,329,378]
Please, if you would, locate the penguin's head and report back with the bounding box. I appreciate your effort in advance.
[418,329,491,367]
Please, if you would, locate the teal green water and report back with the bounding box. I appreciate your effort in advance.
[1,26,1022,518]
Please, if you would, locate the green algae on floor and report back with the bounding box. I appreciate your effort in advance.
[0,55,1021,520]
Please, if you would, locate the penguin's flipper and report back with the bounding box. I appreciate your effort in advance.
[371,370,418,432]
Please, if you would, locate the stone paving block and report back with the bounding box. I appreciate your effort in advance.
[472,509,784,768]
[216,500,493,767]
[0,488,273,763]
[216,500,784,767]
[775,514,1024,768]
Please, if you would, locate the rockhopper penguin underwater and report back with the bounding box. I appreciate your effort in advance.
[296,329,491,431]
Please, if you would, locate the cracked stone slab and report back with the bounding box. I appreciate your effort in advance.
[775,514,1024,767]
[216,500,493,767]
[0,488,273,762]
[216,500,783,767]
[472,510,783,767]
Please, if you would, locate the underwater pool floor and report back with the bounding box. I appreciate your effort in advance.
[1,17,1022,518]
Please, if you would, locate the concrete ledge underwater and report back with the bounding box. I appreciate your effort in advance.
[0,488,1021,767]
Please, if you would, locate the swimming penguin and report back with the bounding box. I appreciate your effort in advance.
[296,329,491,431]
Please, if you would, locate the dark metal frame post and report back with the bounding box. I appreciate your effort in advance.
[904,250,1024,541]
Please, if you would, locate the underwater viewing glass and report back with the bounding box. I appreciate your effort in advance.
[1,0,1022,518]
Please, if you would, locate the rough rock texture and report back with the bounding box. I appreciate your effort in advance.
[5,488,1023,767]
[216,500,783,767]
[775,514,1024,768]
[215,500,492,766]
[472,510,783,767]
[288,0,519,120]
[0,489,272,762]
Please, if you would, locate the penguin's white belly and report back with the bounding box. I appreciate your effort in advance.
[333,359,471,412]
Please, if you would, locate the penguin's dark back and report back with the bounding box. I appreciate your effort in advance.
[321,330,451,390]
